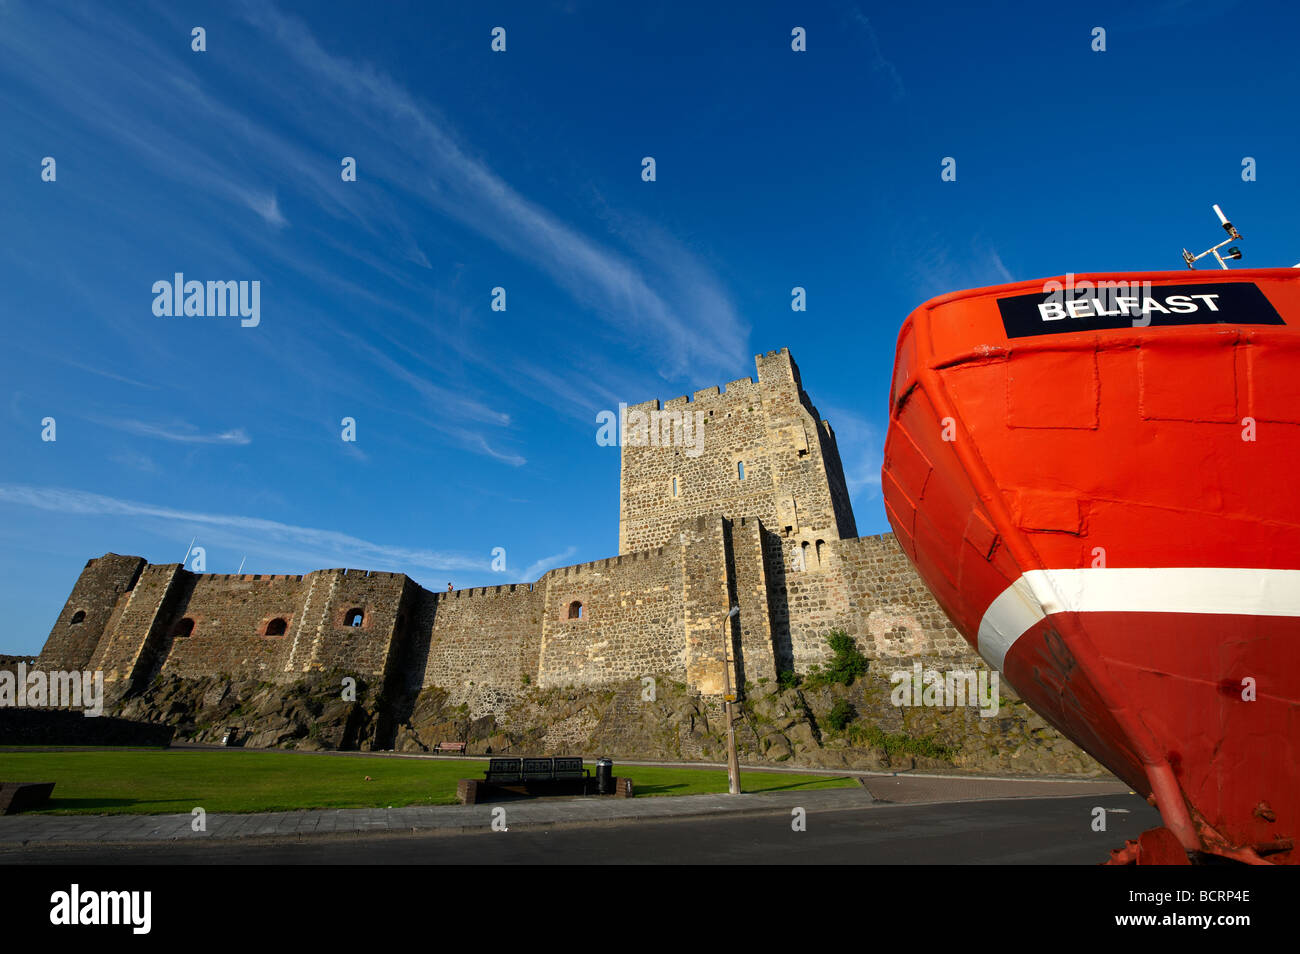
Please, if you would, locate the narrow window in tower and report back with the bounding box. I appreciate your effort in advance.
[737,460,745,480]
[344,608,364,627]
[799,541,810,571]
[568,600,584,619]
[816,539,826,567]
[671,477,679,497]
[70,610,86,625]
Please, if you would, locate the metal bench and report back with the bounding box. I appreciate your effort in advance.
[552,757,588,781]
[522,757,555,781]
[484,757,522,784]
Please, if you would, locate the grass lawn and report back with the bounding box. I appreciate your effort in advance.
[0,748,856,815]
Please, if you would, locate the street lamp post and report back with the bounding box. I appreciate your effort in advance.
[721,604,741,795]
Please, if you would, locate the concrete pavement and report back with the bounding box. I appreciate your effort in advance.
[0,773,1133,850]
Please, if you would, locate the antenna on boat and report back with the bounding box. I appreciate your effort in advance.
[1182,204,1244,269]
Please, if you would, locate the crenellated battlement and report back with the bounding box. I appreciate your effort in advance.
[619,347,853,553]
[541,544,671,580]
[433,582,539,600]
[195,573,308,582]
[625,367,763,418]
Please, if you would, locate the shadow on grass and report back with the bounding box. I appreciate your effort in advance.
[743,776,854,793]
[33,797,193,814]
[629,783,690,795]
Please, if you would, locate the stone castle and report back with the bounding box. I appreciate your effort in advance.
[36,349,978,721]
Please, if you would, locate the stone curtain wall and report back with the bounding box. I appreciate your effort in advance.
[36,530,978,710]
[820,534,977,664]
[155,572,311,679]
[538,545,686,689]
[758,525,981,677]
[420,583,546,697]
[278,569,409,677]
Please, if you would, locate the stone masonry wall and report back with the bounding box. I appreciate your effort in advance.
[538,545,686,689]
[34,535,974,712]
[279,569,409,678]
[419,583,546,702]
[619,349,855,554]
[787,533,979,670]
[37,553,144,673]
[154,572,310,680]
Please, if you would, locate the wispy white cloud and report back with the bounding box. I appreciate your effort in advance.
[0,484,487,574]
[461,432,527,468]
[94,418,252,445]
[848,6,905,103]
[238,1,749,379]
[522,546,579,581]
[108,451,157,473]
[990,249,1014,283]
[0,0,750,467]
[36,353,163,391]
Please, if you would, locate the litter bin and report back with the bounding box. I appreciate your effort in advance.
[596,757,614,795]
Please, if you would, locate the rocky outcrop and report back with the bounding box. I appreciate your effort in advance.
[103,661,1106,778]
[113,670,380,751]
[386,667,1106,778]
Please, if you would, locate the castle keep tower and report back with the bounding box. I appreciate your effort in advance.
[618,349,858,554]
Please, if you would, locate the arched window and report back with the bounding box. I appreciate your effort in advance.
[344,608,364,627]
[799,541,810,571]
[737,460,745,480]
[567,600,584,620]
[70,610,86,625]
[171,618,195,638]
[671,477,679,497]
[264,617,288,637]
[816,539,826,565]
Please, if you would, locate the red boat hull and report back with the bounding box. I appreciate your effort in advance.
[883,268,1300,863]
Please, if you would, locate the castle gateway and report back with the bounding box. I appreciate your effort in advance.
[37,349,976,718]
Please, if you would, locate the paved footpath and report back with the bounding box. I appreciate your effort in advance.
[0,773,1132,849]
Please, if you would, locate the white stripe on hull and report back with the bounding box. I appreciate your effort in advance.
[977,567,1300,670]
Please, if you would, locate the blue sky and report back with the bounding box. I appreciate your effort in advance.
[2,0,1297,654]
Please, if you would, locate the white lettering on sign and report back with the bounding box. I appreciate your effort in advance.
[1038,293,1220,322]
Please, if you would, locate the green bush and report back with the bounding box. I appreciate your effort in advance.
[825,699,856,732]
[803,631,869,688]
[777,669,802,690]
[849,724,955,761]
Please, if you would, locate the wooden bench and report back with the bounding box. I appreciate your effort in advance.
[435,741,468,755]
